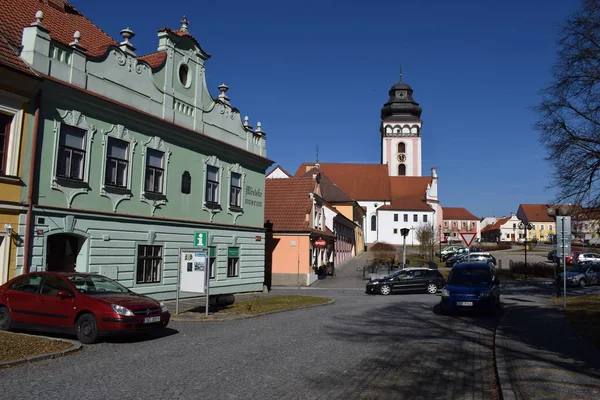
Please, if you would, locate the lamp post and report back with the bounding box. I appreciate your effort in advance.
[546,206,572,306]
[400,228,410,267]
[439,224,442,258]
[518,221,534,269]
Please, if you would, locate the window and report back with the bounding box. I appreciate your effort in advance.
[137,245,162,284]
[398,164,406,176]
[444,221,448,227]
[423,215,428,223]
[40,275,73,297]
[206,165,219,203]
[471,222,476,227]
[404,214,408,222]
[549,225,553,231]
[393,228,398,234]
[57,125,86,180]
[227,247,239,277]
[9,274,42,294]
[453,222,457,227]
[144,149,164,193]
[413,214,418,222]
[462,221,466,227]
[0,113,12,175]
[105,137,129,187]
[370,215,377,231]
[209,247,217,278]
[230,172,242,207]
[394,214,398,222]
[397,142,406,153]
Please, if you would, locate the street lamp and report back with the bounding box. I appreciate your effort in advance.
[438,224,442,258]
[518,221,534,269]
[400,228,410,267]
[546,205,573,306]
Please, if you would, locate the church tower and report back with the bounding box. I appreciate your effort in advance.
[380,72,423,177]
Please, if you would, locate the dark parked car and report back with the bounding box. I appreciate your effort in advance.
[556,262,600,288]
[366,268,446,295]
[445,253,468,268]
[0,272,171,344]
[440,262,500,315]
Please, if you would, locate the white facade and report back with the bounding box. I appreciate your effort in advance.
[378,209,436,246]
[265,166,291,179]
[361,200,389,244]
[499,215,523,242]
[480,217,498,230]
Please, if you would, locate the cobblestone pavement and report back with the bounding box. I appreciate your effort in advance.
[496,280,600,400]
[0,286,499,399]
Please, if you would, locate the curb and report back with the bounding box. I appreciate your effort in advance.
[0,332,82,368]
[171,298,336,322]
[494,307,517,400]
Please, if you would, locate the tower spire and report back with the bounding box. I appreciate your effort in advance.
[316,145,319,163]
[399,65,403,82]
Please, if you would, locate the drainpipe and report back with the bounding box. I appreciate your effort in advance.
[23,90,42,273]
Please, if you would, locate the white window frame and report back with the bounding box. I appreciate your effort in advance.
[140,136,171,216]
[100,124,137,212]
[0,91,25,178]
[203,155,223,221]
[51,110,96,208]
[227,163,246,216]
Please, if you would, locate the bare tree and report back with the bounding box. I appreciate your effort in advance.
[415,223,435,259]
[535,0,600,207]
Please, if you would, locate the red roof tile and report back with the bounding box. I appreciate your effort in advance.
[137,51,167,70]
[516,204,556,223]
[0,31,36,75]
[442,207,479,220]
[265,177,317,232]
[0,0,118,57]
[378,176,432,211]
[481,216,510,232]
[294,163,390,201]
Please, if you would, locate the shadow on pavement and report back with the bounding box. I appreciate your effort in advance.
[309,300,501,400]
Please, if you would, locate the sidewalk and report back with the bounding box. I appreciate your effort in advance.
[495,285,600,400]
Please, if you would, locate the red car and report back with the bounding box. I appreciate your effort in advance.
[0,272,170,344]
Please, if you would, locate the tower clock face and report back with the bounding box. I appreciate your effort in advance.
[397,153,406,162]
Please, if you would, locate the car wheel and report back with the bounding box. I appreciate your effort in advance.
[579,279,586,288]
[380,284,391,295]
[426,283,438,294]
[76,313,99,344]
[0,307,11,331]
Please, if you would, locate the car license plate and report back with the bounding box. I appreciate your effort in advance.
[144,316,161,324]
[456,301,473,307]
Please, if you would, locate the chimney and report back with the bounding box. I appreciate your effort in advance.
[47,0,66,11]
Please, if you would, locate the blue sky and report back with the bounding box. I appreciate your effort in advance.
[72,0,580,218]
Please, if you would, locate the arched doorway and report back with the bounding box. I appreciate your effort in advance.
[46,233,82,272]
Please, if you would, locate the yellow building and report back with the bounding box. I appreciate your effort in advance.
[516,204,556,243]
[0,35,40,283]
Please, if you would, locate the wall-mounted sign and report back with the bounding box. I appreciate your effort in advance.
[194,231,208,247]
[245,186,263,207]
[228,247,240,257]
[314,239,327,248]
[255,235,262,242]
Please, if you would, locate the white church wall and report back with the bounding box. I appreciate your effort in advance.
[377,210,435,246]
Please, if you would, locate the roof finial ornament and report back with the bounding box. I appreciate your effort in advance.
[316,145,319,163]
[180,16,189,32]
[119,27,136,56]
[399,64,403,82]
[217,83,230,104]
[72,31,81,45]
[255,121,262,133]
[243,116,249,127]
[33,10,44,26]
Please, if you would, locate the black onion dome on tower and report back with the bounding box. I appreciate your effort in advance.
[380,78,422,122]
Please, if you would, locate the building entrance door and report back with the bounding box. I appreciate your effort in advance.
[46,233,81,272]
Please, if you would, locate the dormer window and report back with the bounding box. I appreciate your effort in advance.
[178,63,192,88]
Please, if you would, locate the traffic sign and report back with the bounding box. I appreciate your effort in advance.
[460,232,477,247]
[194,231,208,247]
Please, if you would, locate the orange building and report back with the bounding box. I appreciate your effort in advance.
[265,175,333,286]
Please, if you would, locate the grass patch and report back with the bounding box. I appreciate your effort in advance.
[184,295,332,316]
[0,331,72,364]
[556,294,600,349]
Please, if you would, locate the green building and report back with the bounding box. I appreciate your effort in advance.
[6,4,272,300]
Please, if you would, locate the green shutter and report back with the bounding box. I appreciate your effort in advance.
[209,247,216,257]
[228,247,239,257]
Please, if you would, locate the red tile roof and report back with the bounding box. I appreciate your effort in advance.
[0,0,118,57]
[137,51,167,70]
[442,207,479,220]
[299,168,355,203]
[0,31,36,75]
[294,163,391,201]
[380,176,432,211]
[517,204,555,223]
[481,216,510,232]
[265,177,327,234]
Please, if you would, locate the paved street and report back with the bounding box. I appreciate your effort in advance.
[0,259,500,400]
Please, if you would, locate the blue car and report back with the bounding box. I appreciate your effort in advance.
[440,262,500,315]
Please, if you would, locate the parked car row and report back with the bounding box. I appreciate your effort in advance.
[557,262,600,288]
[547,250,600,265]
[436,246,484,262]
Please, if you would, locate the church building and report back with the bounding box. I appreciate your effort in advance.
[294,75,443,246]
